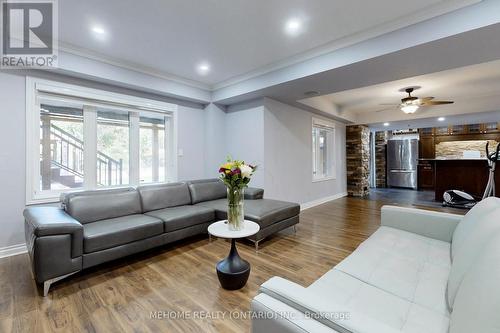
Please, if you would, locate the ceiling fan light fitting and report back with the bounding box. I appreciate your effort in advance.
[401,104,419,114]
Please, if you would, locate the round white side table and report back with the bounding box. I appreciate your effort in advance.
[208,220,260,290]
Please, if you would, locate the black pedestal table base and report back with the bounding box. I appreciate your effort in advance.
[216,239,250,290]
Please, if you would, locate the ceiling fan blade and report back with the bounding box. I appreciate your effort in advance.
[374,106,397,113]
[419,97,435,101]
[422,100,454,105]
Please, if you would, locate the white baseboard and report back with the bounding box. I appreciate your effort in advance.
[300,192,348,211]
[0,243,27,259]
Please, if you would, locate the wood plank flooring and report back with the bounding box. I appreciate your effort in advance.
[0,196,463,333]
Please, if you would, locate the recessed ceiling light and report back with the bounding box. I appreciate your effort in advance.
[90,25,108,41]
[284,18,304,36]
[383,122,390,127]
[438,117,446,121]
[304,90,320,97]
[91,26,106,35]
[196,62,211,75]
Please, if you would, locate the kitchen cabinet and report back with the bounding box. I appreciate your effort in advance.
[467,124,482,134]
[418,162,434,189]
[482,122,500,133]
[419,136,435,159]
[419,127,434,137]
[435,126,450,136]
[424,123,500,144]
[433,159,500,201]
[450,125,467,135]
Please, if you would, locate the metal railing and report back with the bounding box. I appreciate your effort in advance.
[49,124,123,186]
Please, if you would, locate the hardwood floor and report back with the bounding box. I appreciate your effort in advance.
[0,197,463,333]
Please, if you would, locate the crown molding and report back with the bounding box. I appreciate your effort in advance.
[212,0,482,90]
[58,42,212,92]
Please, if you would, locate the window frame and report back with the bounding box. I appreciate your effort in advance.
[26,77,178,205]
[311,117,336,182]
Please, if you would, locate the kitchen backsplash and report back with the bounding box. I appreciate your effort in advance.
[435,140,499,158]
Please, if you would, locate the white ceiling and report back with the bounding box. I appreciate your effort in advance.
[58,0,478,87]
[299,59,500,124]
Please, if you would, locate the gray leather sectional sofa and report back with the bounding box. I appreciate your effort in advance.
[23,179,300,296]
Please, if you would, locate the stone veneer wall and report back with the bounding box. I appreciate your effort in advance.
[375,131,389,188]
[347,125,370,196]
[435,140,499,159]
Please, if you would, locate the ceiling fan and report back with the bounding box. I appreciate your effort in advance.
[381,87,454,114]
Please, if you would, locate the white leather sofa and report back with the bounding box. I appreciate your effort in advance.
[251,197,500,333]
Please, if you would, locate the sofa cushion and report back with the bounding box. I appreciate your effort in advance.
[196,199,300,229]
[83,214,163,253]
[61,187,142,224]
[275,269,450,333]
[138,182,191,212]
[144,205,215,232]
[187,179,226,204]
[335,226,451,316]
[451,197,500,259]
[244,187,264,200]
[446,199,500,310]
[449,231,500,333]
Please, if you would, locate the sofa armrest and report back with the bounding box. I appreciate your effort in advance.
[24,207,83,284]
[258,277,399,333]
[24,207,83,239]
[252,293,338,333]
[381,205,463,242]
[245,187,264,200]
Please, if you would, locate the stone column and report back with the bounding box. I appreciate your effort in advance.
[375,131,389,188]
[346,125,370,197]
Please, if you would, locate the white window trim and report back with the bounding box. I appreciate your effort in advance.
[312,116,336,182]
[25,77,178,205]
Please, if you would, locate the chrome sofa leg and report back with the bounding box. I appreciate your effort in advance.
[255,240,259,251]
[209,234,212,242]
[293,225,297,233]
[43,271,79,297]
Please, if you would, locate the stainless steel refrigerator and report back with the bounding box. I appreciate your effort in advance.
[387,139,419,189]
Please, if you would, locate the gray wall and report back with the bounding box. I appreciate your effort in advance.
[263,98,347,204]
[0,71,207,250]
[214,97,347,204]
[203,103,227,179]
[177,105,206,180]
[0,72,27,249]
[225,104,265,188]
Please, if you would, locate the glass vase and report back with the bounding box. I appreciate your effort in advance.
[227,187,244,231]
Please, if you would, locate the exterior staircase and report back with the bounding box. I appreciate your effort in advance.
[51,165,82,188]
[42,124,123,189]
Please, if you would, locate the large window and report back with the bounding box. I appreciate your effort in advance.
[27,78,177,204]
[39,99,84,191]
[140,112,166,184]
[97,109,130,186]
[312,117,335,181]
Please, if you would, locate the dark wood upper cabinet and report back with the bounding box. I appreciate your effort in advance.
[450,125,466,135]
[467,123,482,134]
[419,127,434,137]
[482,122,500,133]
[419,136,435,159]
[421,123,500,143]
[435,126,450,136]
